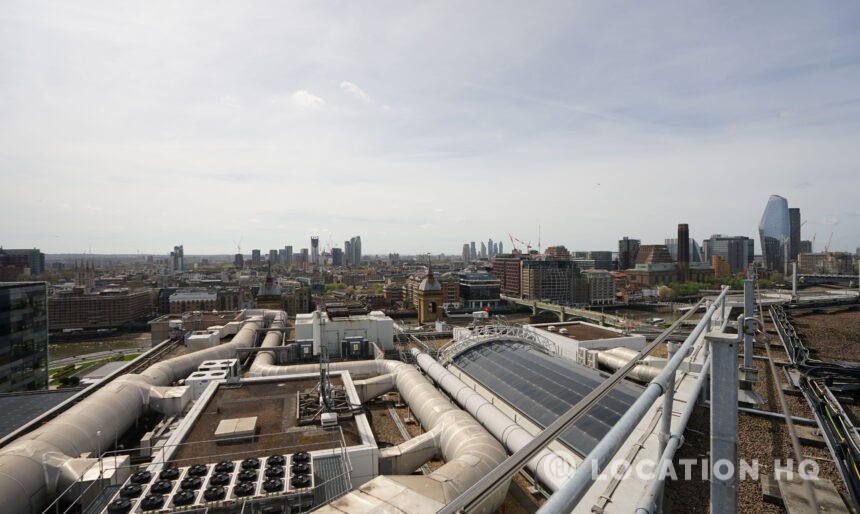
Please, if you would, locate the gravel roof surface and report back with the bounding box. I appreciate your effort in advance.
[664,308,860,513]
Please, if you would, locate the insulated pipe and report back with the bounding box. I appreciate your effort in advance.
[249,356,509,513]
[414,349,576,491]
[351,373,397,403]
[595,352,662,382]
[247,311,288,374]
[378,428,441,475]
[0,313,268,514]
[604,347,663,364]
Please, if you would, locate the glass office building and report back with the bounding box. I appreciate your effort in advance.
[759,195,790,273]
[0,282,49,392]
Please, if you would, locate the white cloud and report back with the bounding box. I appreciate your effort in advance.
[220,95,240,109]
[340,81,372,103]
[291,90,326,110]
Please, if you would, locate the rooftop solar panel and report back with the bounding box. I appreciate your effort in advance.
[453,340,643,457]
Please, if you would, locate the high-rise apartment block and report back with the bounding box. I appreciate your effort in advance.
[344,236,362,267]
[311,236,320,266]
[332,248,343,266]
[284,246,293,268]
[251,249,262,268]
[299,249,309,269]
[170,245,184,272]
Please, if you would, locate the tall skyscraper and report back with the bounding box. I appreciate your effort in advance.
[251,249,262,267]
[284,246,293,268]
[488,238,495,258]
[759,195,790,273]
[480,241,487,258]
[677,224,690,282]
[462,244,471,263]
[268,249,279,264]
[351,236,361,266]
[470,242,477,261]
[618,237,641,271]
[332,248,343,266]
[789,207,801,262]
[299,248,309,269]
[498,241,503,255]
[344,240,352,266]
[311,236,320,266]
[170,245,184,272]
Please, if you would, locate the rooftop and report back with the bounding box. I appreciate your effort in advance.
[171,379,362,466]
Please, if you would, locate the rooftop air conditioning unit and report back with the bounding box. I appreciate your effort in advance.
[320,412,338,427]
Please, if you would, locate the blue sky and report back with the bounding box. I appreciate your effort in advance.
[1,1,859,255]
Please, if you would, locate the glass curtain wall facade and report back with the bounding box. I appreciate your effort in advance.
[759,195,790,273]
[0,282,49,392]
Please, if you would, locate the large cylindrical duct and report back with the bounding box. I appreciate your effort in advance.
[249,352,509,513]
[596,350,662,382]
[414,350,576,491]
[0,313,268,514]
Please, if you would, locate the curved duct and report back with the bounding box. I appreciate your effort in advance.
[597,348,663,382]
[413,349,576,492]
[0,313,271,514]
[249,354,509,513]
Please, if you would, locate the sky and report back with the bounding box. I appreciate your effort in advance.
[1,1,859,256]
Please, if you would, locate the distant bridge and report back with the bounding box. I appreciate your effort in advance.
[799,274,857,286]
[500,295,635,328]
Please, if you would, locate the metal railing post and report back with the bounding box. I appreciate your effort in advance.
[706,327,741,514]
[656,340,679,511]
[743,279,754,371]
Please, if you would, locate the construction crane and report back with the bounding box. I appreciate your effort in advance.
[508,234,531,254]
[508,234,519,253]
[824,232,834,253]
[811,233,817,253]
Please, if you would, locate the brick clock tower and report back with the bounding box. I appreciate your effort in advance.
[417,261,443,324]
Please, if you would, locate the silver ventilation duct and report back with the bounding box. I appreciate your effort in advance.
[0,314,267,514]
[249,350,509,512]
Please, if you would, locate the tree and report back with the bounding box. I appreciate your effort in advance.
[657,285,676,299]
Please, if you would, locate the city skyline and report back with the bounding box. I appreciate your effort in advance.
[2,2,859,255]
